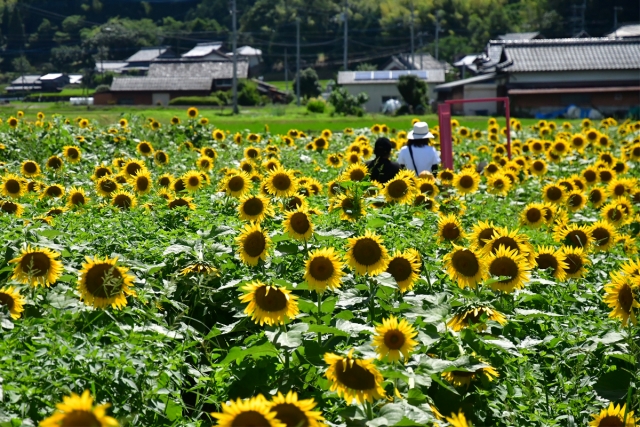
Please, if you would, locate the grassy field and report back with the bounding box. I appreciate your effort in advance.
[0,103,565,135]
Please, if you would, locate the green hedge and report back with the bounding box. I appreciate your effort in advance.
[168,96,223,106]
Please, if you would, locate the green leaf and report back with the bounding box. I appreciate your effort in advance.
[218,342,279,365]
[39,229,63,238]
[307,324,349,337]
[594,369,631,400]
[321,296,337,313]
[366,217,386,229]
[163,244,192,256]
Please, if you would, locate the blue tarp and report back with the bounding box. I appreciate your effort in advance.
[534,105,592,119]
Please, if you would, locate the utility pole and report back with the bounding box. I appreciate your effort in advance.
[284,48,289,92]
[409,1,415,68]
[614,7,623,37]
[296,18,301,106]
[343,1,348,71]
[580,0,586,33]
[435,12,442,60]
[231,0,239,114]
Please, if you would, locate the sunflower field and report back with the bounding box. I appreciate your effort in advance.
[0,109,639,427]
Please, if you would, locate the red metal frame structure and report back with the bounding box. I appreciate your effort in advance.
[437,97,511,171]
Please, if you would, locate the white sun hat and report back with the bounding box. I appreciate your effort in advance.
[407,121,434,140]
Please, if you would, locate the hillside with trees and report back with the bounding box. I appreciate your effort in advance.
[0,0,635,77]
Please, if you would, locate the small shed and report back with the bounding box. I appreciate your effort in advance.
[97,77,213,106]
[6,75,42,93]
[39,73,69,91]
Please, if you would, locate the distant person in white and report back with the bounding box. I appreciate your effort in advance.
[397,121,441,175]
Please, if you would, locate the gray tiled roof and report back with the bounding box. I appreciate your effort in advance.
[486,38,640,73]
[148,61,249,79]
[182,42,224,58]
[110,77,213,92]
[498,32,541,41]
[126,47,173,63]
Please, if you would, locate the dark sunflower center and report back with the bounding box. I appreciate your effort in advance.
[387,257,413,282]
[309,256,334,281]
[169,198,189,209]
[595,415,624,427]
[96,167,110,178]
[442,223,460,240]
[526,208,542,223]
[350,169,365,182]
[352,238,382,266]
[273,174,292,191]
[619,283,634,313]
[533,143,543,151]
[2,202,18,214]
[255,286,287,312]
[23,162,37,173]
[341,197,356,214]
[316,138,326,148]
[204,149,215,158]
[5,179,21,194]
[559,181,574,192]
[614,162,625,173]
[67,148,79,159]
[599,170,613,182]
[156,152,167,163]
[387,180,408,199]
[188,177,200,187]
[592,228,610,246]
[384,329,406,350]
[487,164,499,173]
[330,182,343,195]
[573,137,584,147]
[286,197,304,211]
[459,175,474,189]
[335,359,376,390]
[71,193,85,205]
[493,179,505,189]
[491,237,519,253]
[567,194,583,208]
[584,170,597,182]
[59,410,101,427]
[564,254,583,274]
[46,186,62,197]
[477,228,496,247]
[451,250,479,277]
[0,292,15,311]
[139,144,151,153]
[535,254,558,273]
[244,231,266,257]
[420,183,434,195]
[546,187,562,201]
[48,208,64,216]
[113,194,133,209]
[100,180,117,193]
[613,185,626,196]
[451,370,475,378]
[566,230,588,248]
[200,159,210,168]
[533,161,544,171]
[290,212,310,235]
[18,252,50,277]
[226,176,245,192]
[555,142,566,152]
[159,177,171,187]
[590,190,602,203]
[489,257,518,282]
[126,163,142,176]
[271,403,309,427]
[607,208,622,222]
[243,198,264,216]
[136,177,149,191]
[85,264,124,298]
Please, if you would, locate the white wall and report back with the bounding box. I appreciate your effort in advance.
[462,84,498,115]
[342,83,439,112]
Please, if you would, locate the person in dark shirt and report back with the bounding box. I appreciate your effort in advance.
[366,137,401,184]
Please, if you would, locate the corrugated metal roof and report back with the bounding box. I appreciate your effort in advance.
[40,73,64,80]
[110,77,213,92]
[498,32,541,41]
[182,42,224,58]
[338,69,446,84]
[236,46,262,56]
[148,61,249,79]
[11,75,41,85]
[606,24,640,38]
[496,38,640,72]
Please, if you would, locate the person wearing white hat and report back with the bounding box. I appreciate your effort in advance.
[397,121,441,175]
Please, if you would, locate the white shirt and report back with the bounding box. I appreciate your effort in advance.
[397,144,441,174]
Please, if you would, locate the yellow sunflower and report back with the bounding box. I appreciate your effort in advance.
[452,170,481,195]
[95,176,119,197]
[67,187,89,207]
[136,141,154,156]
[589,221,618,252]
[20,160,41,177]
[283,207,314,241]
[346,230,390,276]
[181,170,203,193]
[565,190,586,212]
[268,391,325,427]
[91,164,112,181]
[468,221,498,251]
[437,214,465,243]
[154,150,170,166]
[601,200,631,227]
[237,194,274,222]
[63,146,82,163]
[604,271,640,326]
[324,349,386,404]
[168,197,196,210]
[588,187,608,208]
[559,246,590,279]
[486,245,531,293]
[221,171,252,198]
[385,249,421,293]
[239,281,299,326]
[331,193,365,221]
[482,227,535,263]
[304,248,345,293]
[0,286,26,319]
[529,159,547,176]
[265,167,298,197]
[447,305,507,332]
[129,170,153,195]
[554,223,592,250]
[383,175,416,204]
[442,365,499,389]
[519,203,545,228]
[121,159,145,179]
[341,163,369,182]
[78,256,136,309]
[2,173,26,198]
[212,395,283,427]
[589,403,635,427]
[40,184,65,200]
[446,411,472,427]
[111,190,137,210]
[1,201,24,217]
[9,245,63,287]
[212,129,226,141]
[443,245,487,289]
[196,155,214,171]
[542,183,566,204]
[187,107,199,118]
[236,223,271,266]
[40,390,119,427]
[534,246,568,281]
[486,173,512,196]
[372,315,418,362]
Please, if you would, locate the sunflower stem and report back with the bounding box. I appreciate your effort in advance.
[365,400,374,420]
[317,292,323,344]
